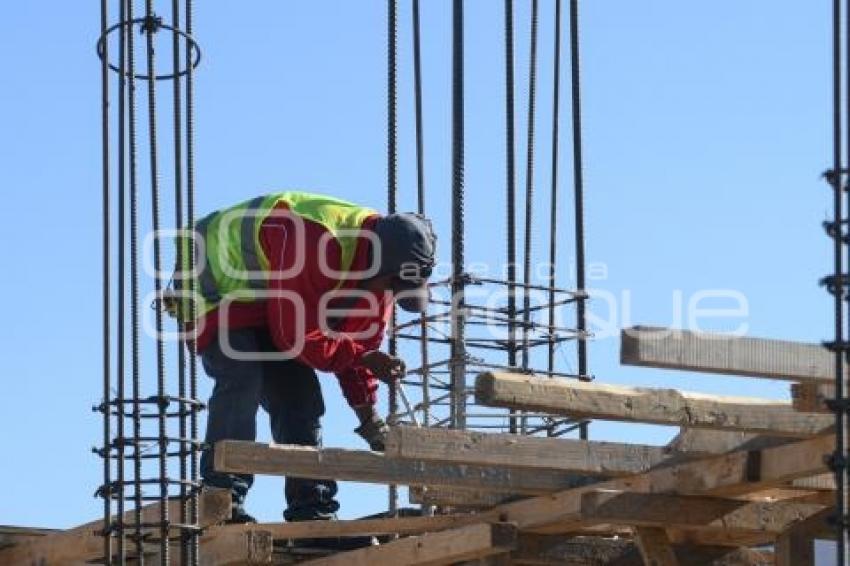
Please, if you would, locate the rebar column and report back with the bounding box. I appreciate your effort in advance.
[97,2,203,562]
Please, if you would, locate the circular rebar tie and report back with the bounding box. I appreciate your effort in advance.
[96,16,201,81]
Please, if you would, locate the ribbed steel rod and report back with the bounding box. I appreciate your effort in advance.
[386,0,400,517]
[836,0,850,558]
[569,0,589,440]
[547,0,562,399]
[450,0,467,429]
[412,0,431,429]
[99,0,112,561]
[141,1,170,561]
[125,0,145,559]
[520,0,539,379]
[115,0,128,558]
[171,0,190,561]
[519,0,540,435]
[504,0,519,434]
[186,0,202,560]
[185,0,200,561]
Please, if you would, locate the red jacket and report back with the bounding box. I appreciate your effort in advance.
[196,203,390,407]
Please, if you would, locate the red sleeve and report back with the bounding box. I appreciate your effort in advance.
[261,213,367,373]
[335,306,389,407]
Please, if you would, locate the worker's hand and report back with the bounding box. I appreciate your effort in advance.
[353,407,389,452]
[359,350,406,384]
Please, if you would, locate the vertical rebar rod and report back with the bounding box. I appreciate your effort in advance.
[520,0,540,434]
[412,0,431,428]
[569,0,589,440]
[504,0,519,434]
[547,0,562,390]
[142,4,170,562]
[387,0,400,516]
[836,0,850,559]
[115,0,128,558]
[125,1,145,560]
[185,0,201,560]
[450,0,467,429]
[171,1,189,562]
[99,0,112,562]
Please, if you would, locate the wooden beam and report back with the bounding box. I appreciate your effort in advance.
[475,372,832,437]
[204,514,485,541]
[300,522,518,566]
[409,487,519,508]
[386,425,668,475]
[0,525,57,549]
[579,490,826,535]
[666,429,836,492]
[621,326,836,384]
[0,488,231,565]
[200,528,273,566]
[478,434,834,533]
[511,534,635,565]
[512,535,773,566]
[214,441,591,495]
[635,527,680,566]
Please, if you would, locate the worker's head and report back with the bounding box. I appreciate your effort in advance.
[369,212,436,312]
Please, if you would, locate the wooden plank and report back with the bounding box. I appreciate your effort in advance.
[386,426,668,475]
[204,514,484,541]
[0,525,58,549]
[621,326,836,384]
[666,429,836,491]
[635,527,680,566]
[200,528,274,566]
[475,372,832,437]
[409,487,520,508]
[511,534,635,565]
[214,441,591,495]
[0,488,231,565]
[579,490,826,535]
[300,523,518,566]
[512,536,773,566]
[479,434,834,533]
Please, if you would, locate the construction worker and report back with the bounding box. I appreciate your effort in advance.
[173,191,436,525]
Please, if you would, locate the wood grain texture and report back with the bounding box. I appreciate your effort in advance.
[0,488,231,565]
[214,441,592,495]
[300,523,518,566]
[386,425,668,475]
[621,326,836,383]
[476,372,832,436]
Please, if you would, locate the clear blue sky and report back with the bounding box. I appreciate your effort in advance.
[0,0,836,533]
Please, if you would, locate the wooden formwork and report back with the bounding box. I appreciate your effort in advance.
[1,326,838,565]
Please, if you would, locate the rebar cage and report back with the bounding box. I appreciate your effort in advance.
[96,0,203,563]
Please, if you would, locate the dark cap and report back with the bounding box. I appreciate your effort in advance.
[373,212,436,312]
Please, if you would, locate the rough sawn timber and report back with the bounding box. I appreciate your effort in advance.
[0,488,231,565]
[214,441,591,494]
[473,434,834,533]
[300,522,518,566]
[620,326,836,383]
[475,371,832,437]
[386,425,668,475]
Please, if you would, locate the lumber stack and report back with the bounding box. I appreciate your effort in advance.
[3,327,836,565]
